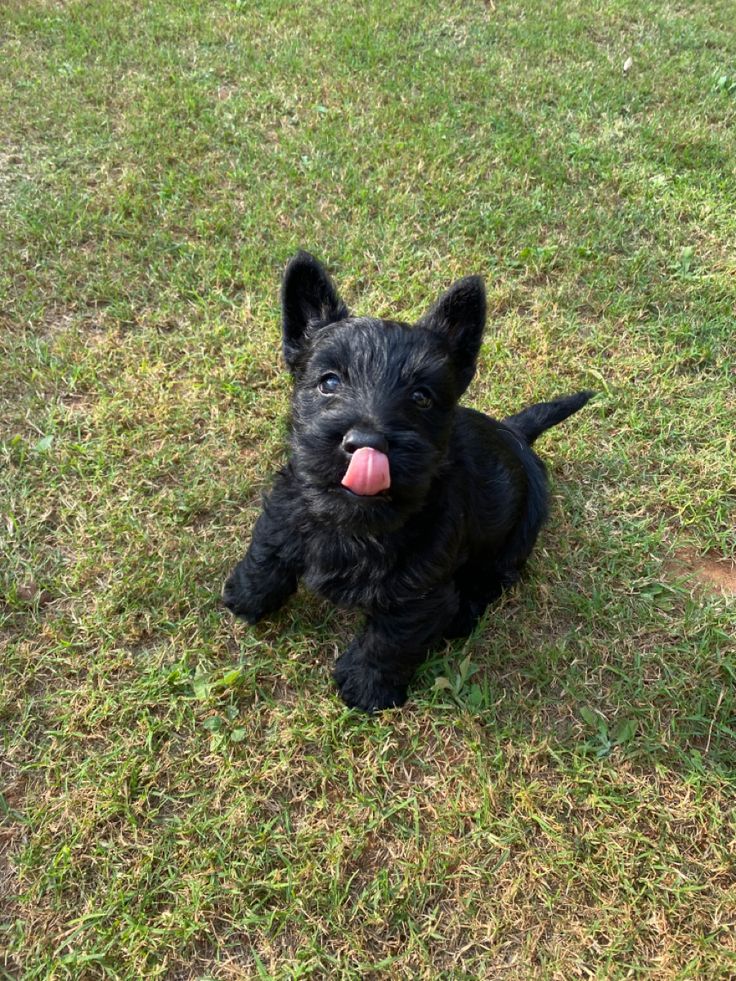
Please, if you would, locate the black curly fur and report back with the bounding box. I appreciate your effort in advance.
[223,253,594,712]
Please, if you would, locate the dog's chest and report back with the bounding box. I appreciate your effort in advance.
[302,532,398,611]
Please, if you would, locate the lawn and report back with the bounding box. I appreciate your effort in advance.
[1,0,735,977]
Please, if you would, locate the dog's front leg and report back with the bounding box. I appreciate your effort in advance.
[333,583,459,712]
[222,488,303,625]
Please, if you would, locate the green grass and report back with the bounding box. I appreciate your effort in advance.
[1,0,735,977]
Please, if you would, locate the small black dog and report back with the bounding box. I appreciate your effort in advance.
[223,252,593,712]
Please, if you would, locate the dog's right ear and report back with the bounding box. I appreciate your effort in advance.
[281,252,348,371]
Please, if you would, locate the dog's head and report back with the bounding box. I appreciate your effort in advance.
[281,252,486,532]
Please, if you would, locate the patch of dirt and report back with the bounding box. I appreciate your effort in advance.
[670,548,736,597]
[0,146,31,194]
[58,392,95,415]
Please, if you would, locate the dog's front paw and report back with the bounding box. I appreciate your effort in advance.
[333,644,407,713]
[222,565,264,624]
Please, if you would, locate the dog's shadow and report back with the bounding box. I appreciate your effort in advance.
[413,524,733,775]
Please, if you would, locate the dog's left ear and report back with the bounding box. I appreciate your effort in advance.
[281,252,349,371]
[418,276,486,395]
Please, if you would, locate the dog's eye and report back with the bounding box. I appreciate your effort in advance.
[318,372,342,395]
[411,388,433,410]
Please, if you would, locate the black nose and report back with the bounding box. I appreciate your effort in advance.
[342,428,389,455]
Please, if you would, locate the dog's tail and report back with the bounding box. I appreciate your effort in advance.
[502,390,595,445]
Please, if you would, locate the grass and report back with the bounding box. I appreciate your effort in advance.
[1,0,735,976]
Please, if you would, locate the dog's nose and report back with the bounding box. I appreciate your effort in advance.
[342,428,389,455]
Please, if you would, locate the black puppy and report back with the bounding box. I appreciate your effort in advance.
[223,252,593,712]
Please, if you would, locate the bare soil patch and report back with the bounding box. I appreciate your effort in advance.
[671,548,736,596]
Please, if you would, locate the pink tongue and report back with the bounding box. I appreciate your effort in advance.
[341,446,391,496]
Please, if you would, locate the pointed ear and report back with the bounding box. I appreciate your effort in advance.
[281,252,348,371]
[417,275,486,395]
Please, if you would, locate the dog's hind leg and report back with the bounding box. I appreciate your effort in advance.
[446,457,550,638]
[445,555,520,639]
